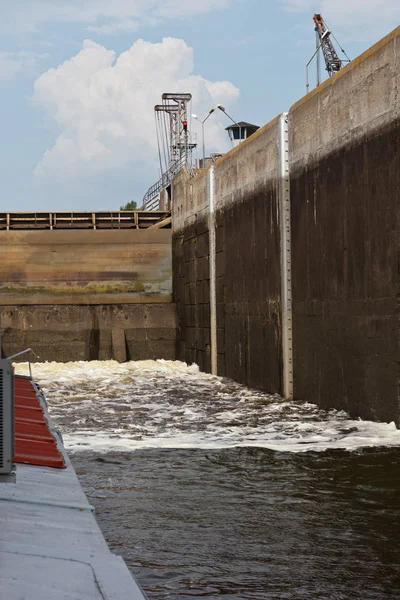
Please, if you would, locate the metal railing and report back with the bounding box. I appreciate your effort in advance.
[0,211,170,230]
[6,348,39,380]
[142,157,194,211]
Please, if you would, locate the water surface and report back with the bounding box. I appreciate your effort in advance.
[15,360,400,599]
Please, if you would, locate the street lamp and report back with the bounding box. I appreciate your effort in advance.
[217,104,242,144]
[192,107,215,168]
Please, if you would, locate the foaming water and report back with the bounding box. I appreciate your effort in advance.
[14,359,400,599]
[14,359,400,453]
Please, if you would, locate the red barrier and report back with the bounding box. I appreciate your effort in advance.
[13,376,66,469]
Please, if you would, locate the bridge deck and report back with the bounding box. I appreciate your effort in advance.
[0,211,171,230]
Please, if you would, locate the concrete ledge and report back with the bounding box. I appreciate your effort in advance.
[1,304,177,363]
[0,294,172,305]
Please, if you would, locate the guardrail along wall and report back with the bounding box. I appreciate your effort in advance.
[0,228,176,362]
[172,26,399,424]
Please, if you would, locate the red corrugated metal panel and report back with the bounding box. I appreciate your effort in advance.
[14,376,66,468]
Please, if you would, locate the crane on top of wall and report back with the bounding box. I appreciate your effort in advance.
[306,14,351,92]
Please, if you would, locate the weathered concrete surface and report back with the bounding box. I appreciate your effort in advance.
[173,118,282,393]
[0,229,172,305]
[1,304,176,363]
[173,169,211,372]
[289,27,399,423]
[172,26,400,424]
[213,117,282,391]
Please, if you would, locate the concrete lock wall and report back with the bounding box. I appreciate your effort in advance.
[0,229,172,305]
[290,27,399,423]
[213,117,283,391]
[173,168,211,372]
[0,304,176,363]
[0,229,176,362]
[173,118,284,391]
[172,26,400,424]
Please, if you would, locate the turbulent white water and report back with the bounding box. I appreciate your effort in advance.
[14,359,400,453]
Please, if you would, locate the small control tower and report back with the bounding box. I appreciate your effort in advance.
[226,121,259,148]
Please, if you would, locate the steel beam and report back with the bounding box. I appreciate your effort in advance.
[162,93,192,101]
[154,105,178,112]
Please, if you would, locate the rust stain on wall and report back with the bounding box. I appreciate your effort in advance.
[0,229,172,305]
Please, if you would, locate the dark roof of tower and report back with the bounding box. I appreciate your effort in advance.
[225,121,259,130]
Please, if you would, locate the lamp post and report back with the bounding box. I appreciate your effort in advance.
[192,107,215,168]
[217,104,241,144]
[305,41,323,93]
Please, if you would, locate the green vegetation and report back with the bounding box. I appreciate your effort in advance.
[119,200,137,211]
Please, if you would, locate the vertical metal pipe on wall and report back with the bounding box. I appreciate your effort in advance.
[279,113,294,399]
[208,165,218,375]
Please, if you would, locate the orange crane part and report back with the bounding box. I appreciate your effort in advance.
[13,376,66,469]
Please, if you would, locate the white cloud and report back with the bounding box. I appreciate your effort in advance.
[88,20,141,36]
[0,51,48,84]
[283,0,400,40]
[32,38,239,181]
[1,0,230,34]
[0,55,22,82]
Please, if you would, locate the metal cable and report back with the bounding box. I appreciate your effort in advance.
[324,20,351,63]
[162,110,171,169]
[154,112,164,179]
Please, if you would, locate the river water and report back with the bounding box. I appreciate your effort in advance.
[15,360,400,599]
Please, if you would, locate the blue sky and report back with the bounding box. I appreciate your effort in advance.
[0,0,399,211]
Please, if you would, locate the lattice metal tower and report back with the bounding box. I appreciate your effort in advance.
[154,93,196,169]
[306,14,350,92]
[314,14,343,81]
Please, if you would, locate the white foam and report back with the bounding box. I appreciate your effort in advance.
[14,360,400,453]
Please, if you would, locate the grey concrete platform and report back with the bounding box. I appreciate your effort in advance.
[0,447,147,599]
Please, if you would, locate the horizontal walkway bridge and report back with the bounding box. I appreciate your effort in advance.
[0,211,171,231]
